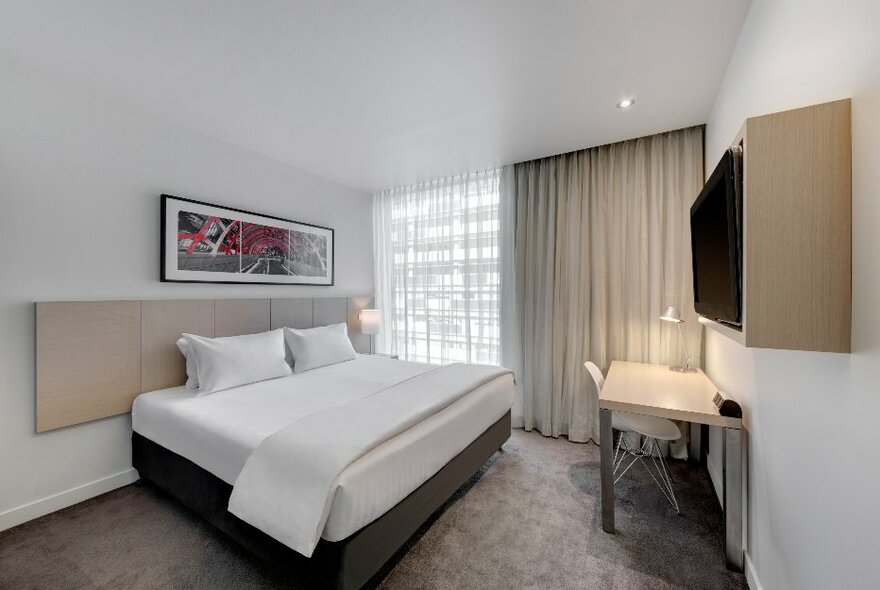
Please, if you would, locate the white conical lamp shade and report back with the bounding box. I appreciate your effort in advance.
[660,305,683,323]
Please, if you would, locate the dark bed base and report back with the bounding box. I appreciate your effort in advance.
[132,410,511,590]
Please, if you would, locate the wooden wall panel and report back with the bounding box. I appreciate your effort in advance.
[270,298,314,330]
[214,298,270,337]
[36,301,142,432]
[347,296,374,354]
[313,297,347,327]
[744,99,851,352]
[36,295,371,432]
[141,300,214,392]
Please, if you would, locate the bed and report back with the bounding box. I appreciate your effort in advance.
[132,354,513,589]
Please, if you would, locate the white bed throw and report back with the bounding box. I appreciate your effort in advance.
[227,362,511,557]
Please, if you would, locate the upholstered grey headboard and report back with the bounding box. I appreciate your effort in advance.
[35,296,373,432]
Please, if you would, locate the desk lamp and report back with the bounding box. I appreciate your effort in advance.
[660,305,696,373]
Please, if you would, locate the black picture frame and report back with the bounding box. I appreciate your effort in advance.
[161,194,335,286]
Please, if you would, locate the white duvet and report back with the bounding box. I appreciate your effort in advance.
[227,362,511,557]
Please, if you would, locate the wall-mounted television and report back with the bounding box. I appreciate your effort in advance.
[690,147,743,326]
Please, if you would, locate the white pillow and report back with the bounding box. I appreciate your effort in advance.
[183,329,292,395]
[176,337,199,390]
[283,323,357,373]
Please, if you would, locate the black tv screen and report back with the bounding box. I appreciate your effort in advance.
[690,148,742,325]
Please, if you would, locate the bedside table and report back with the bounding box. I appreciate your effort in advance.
[368,352,399,359]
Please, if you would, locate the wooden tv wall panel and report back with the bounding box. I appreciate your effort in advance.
[709,99,852,353]
[35,296,373,432]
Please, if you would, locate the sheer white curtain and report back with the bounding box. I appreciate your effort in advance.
[373,169,501,364]
[500,127,704,443]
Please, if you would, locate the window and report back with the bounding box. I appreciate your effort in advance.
[373,169,501,364]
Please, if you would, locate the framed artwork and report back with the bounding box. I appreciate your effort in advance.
[161,194,334,285]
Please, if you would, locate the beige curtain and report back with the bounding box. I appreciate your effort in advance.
[500,126,704,443]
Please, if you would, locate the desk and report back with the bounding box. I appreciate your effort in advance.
[599,361,743,572]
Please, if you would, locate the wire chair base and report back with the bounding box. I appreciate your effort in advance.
[612,431,680,513]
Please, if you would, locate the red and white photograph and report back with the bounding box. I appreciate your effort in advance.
[163,195,333,285]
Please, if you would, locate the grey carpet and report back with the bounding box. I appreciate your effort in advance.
[0,430,747,590]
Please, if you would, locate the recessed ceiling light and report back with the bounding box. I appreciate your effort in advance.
[616,98,635,109]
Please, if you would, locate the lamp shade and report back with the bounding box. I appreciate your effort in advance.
[659,305,683,323]
[359,309,381,335]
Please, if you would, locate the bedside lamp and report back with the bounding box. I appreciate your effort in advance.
[660,305,696,373]
[359,309,381,354]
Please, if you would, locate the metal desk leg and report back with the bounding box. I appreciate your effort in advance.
[600,408,615,533]
[723,427,744,572]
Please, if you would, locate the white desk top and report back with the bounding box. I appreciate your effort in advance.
[599,361,741,429]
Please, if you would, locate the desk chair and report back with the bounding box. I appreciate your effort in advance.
[584,361,681,512]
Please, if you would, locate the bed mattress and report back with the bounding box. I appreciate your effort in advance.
[132,355,513,542]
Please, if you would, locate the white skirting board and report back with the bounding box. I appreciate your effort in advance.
[745,551,762,590]
[0,468,138,532]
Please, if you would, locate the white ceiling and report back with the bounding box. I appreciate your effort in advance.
[0,1,751,193]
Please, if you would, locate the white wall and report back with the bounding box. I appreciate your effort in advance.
[0,57,373,529]
[703,1,880,589]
